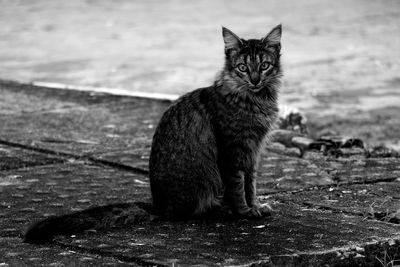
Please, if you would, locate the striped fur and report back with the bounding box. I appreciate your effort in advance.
[150,25,282,218]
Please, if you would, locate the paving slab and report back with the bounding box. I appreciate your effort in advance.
[52,203,399,266]
[0,144,64,171]
[0,81,167,168]
[1,158,399,266]
[0,163,150,238]
[1,156,398,266]
[276,182,400,222]
[1,152,399,266]
[256,151,400,194]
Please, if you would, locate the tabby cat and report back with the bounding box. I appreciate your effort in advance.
[24,24,282,244]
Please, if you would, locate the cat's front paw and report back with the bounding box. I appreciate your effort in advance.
[236,207,260,218]
[236,206,269,219]
[237,203,273,219]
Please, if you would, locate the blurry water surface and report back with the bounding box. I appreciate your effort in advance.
[0,0,399,115]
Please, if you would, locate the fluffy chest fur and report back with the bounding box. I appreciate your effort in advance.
[209,86,278,172]
[215,93,276,141]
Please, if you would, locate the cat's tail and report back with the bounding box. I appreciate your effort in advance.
[24,202,154,244]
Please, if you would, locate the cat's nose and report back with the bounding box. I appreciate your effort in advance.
[250,73,260,86]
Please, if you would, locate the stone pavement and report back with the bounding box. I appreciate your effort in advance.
[0,80,399,266]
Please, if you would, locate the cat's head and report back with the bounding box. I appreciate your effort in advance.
[221,25,282,94]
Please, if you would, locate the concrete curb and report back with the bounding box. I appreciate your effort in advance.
[32,81,180,102]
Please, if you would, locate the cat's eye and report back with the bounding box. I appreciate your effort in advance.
[236,64,248,72]
[260,62,271,71]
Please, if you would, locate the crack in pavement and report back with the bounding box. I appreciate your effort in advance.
[0,139,149,175]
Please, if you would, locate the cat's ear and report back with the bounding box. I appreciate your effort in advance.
[222,27,242,54]
[262,24,282,47]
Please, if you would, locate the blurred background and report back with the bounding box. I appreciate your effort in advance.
[1,0,400,146]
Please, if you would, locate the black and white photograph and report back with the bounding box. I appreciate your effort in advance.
[0,0,399,266]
